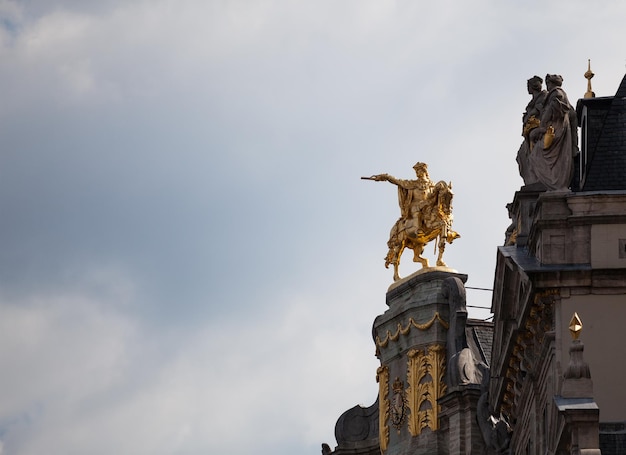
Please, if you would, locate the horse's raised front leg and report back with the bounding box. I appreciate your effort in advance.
[392,240,407,281]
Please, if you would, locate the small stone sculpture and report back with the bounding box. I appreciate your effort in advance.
[362,162,460,281]
[528,74,579,191]
[442,277,487,387]
[516,75,547,185]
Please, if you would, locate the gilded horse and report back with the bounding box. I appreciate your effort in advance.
[384,181,460,281]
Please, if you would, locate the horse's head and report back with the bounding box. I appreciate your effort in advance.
[434,181,454,216]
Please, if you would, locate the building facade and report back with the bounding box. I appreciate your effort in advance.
[323,69,626,455]
[491,71,626,455]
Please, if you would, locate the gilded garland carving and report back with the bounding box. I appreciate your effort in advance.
[376,312,449,348]
[406,344,447,436]
[377,366,390,453]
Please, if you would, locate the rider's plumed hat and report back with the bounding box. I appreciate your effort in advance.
[413,162,428,172]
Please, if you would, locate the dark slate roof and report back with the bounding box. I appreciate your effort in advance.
[467,319,493,366]
[600,422,626,455]
[580,73,626,191]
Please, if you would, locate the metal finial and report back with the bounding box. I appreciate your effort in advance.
[569,312,583,340]
[584,59,595,99]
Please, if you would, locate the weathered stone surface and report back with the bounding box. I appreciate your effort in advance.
[492,71,626,454]
[373,271,491,455]
[528,74,578,191]
[328,399,380,455]
[443,276,488,387]
[375,270,463,366]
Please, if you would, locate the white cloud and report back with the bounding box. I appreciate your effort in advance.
[0,273,384,454]
[0,291,135,452]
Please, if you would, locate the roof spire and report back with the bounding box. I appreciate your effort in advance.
[584,59,595,98]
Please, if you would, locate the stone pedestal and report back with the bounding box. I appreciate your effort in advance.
[508,184,545,247]
[554,398,601,455]
[325,268,493,455]
[372,269,467,455]
[439,385,487,455]
[552,337,601,454]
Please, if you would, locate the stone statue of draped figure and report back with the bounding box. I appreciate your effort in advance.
[516,75,547,185]
[528,74,579,191]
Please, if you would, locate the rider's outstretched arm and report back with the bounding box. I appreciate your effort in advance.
[384,174,401,185]
[362,174,412,188]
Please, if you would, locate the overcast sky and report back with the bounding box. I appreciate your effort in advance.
[0,1,625,454]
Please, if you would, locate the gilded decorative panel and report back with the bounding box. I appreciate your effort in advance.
[376,365,390,453]
[406,344,447,436]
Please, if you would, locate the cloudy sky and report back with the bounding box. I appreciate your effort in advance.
[0,0,625,453]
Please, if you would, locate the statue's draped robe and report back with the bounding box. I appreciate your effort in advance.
[517,90,547,185]
[391,179,434,238]
[383,174,457,277]
[529,87,578,190]
[397,183,414,219]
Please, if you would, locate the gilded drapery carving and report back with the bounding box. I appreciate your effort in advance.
[375,313,449,348]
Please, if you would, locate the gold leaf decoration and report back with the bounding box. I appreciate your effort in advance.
[377,365,390,453]
[406,344,447,436]
[376,313,449,348]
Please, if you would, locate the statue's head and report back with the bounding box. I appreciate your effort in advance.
[413,162,428,175]
[545,74,563,89]
[527,75,543,93]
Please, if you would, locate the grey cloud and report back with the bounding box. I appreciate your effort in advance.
[1,0,626,453]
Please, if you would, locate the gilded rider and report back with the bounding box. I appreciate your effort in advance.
[364,161,458,280]
[372,162,435,236]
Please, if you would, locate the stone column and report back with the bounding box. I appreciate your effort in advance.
[554,314,601,455]
[439,385,486,455]
[506,185,544,247]
[372,270,466,455]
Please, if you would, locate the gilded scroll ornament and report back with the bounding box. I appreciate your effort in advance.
[362,162,460,281]
[406,344,447,436]
[377,366,390,453]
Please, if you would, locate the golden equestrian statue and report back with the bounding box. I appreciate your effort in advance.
[362,162,460,281]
